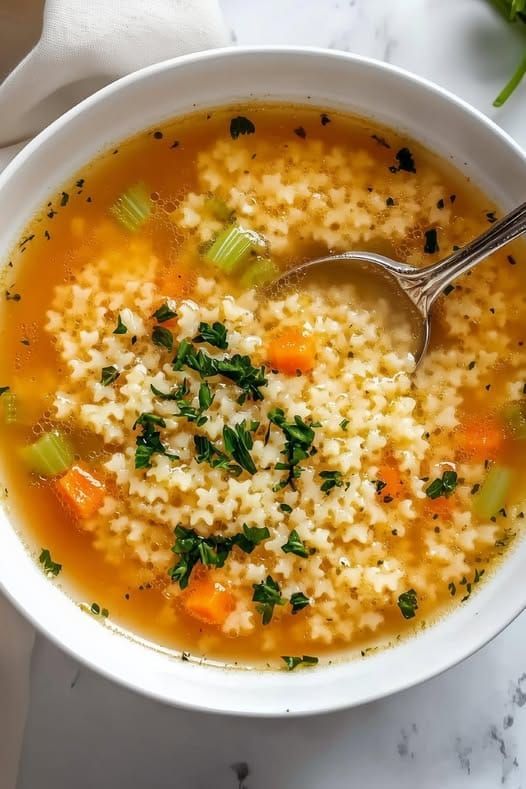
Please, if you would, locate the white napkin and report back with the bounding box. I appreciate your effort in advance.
[0,1,228,785]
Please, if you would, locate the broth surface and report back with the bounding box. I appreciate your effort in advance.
[1,105,525,668]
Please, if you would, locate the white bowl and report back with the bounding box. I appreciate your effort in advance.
[0,47,525,716]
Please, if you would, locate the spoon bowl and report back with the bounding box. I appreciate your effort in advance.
[270,200,526,366]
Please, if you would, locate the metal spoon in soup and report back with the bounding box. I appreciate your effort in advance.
[270,201,526,366]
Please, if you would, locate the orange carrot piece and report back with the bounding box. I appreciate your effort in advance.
[376,462,404,500]
[183,576,235,626]
[425,495,454,520]
[267,328,316,375]
[456,415,505,462]
[54,464,105,519]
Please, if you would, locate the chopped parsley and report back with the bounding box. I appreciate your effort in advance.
[222,420,258,474]
[448,581,456,597]
[390,147,416,173]
[193,321,228,350]
[169,523,269,588]
[39,548,62,576]
[100,366,120,386]
[160,378,214,427]
[152,302,177,323]
[319,469,346,494]
[152,325,173,351]
[268,407,319,490]
[339,418,349,430]
[294,126,307,139]
[0,386,10,396]
[397,588,418,619]
[90,602,109,617]
[113,314,128,334]
[281,655,318,671]
[425,470,458,499]
[424,228,439,254]
[230,116,255,139]
[194,434,235,473]
[320,113,331,125]
[252,575,286,624]
[281,529,309,558]
[290,591,310,614]
[60,191,69,206]
[133,412,179,469]
[173,341,268,403]
[279,502,292,513]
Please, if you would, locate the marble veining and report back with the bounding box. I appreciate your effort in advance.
[10,0,526,787]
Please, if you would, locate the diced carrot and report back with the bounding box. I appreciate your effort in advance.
[54,463,105,519]
[183,575,235,626]
[425,495,454,520]
[376,461,404,500]
[456,415,505,462]
[267,327,316,375]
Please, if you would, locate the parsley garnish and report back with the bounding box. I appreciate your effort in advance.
[230,116,256,139]
[281,655,318,671]
[391,147,416,173]
[290,591,310,614]
[173,341,268,403]
[90,602,109,617]
[100,366,120,386]
[39,548,62,576]
[152,325,173,351]
[194,321,228,350]
[113,314,128,334]
[194,434,235,473]
[319,469,346,494]
[268,408,319,490]
[223,421,258,474]
[161,379,214,427]
[279,502,292,513]
[169,523,269,588]
[281,529,309,558]
[133,412,179,469]
[424,228,439,254]
[339,418,349,430]
[425,470,458,499]
[397,588,418,619]
[252,575,286,624]
[0,386,10,396]
[152,302,177,323]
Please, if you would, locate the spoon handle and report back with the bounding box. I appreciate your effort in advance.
[407,200,526,313]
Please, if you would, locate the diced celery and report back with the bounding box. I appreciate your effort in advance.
[502,400,526,439]
[240,258,280,289]
[20,430,74,476]
[110,183,151,232]
[205,195,234,223]
[204,226,265,273]
[472,465,512,520]
[2,392,17,425]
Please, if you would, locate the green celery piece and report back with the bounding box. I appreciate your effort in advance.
[20,430,74,476]
[110,183,152,232]
[502,400,526,438]
[240,258,280,289]
[204,226,264,273]
[473,465,512,519]
[2,392,17,425]
[205,195,234,223]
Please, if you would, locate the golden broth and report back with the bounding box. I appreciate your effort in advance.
[0,105,524,667]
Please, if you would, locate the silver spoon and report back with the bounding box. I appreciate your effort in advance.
[270,201,526,366]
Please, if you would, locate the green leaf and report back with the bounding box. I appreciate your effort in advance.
[194,321,228,350]
[133,412,178,469]
[113,314,128,334]
[39,548,62,576]
[281,529,309,558]
[425,470,458,499]
[281,655,318,671]
[223,421,257,474]
[234,523,270,553]
[397,589,418,619]
[319,469,345,494]
[100,366,120,386]
[198,382,214,411]
[230,116,256,139]
[152,325,174,352]
[152,302,177,323]
[252,575,286,624]
[290,591,310,614]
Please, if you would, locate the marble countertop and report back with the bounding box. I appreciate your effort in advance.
[7,1,526,787]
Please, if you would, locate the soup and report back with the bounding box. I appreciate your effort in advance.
[1,105,525,669]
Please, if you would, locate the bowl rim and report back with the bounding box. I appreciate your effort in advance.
[1,45,525,717]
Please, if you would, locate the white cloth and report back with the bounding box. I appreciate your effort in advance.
[0,2,228,785]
